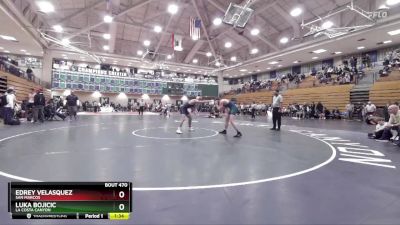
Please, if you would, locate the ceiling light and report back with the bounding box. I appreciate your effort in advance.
[256,69,261,72]
[215,61,221,67]
[192,36,199,41]
[104,15,113,23]
[143,40,151,46]
[137,50,143,56]
[386,0,400,6]
[168,4,179,14]
[225,42,232,48]
[4,50,10,53]
[0,47,3,49]
[53,25,63,33]
[290,7,303,17]
[388,29,400,36]
[0,35,17,41]
[250,28,260,36]
[383,40,392,44]
[251,48,259,54]
[231,56,237,62]
[62,54,66,56]
[206,52,212,57]
[293,60,299,63]
[20,49,26,52]
[25,53,31,55]
[269,61,278,64]
[213,17,222,26]
[313,49,327,54]
[193,59,198,64]
[280,37,289,44]
[240,69,247,72]
[80,56,86,59]
[334,51,342,54]
[103,45,110,50]
[312,56,319,59]
[61,38,70,45]
[278,65,282,67]
[322,21,334,29]
[36,1,55,13]
[167,54,172,59]
[357,46,365,50]
[154,25,162,33]
[103,33,111,40]
[267,67,271,70]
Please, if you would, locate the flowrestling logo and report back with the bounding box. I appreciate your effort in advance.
[290,130,396,169]
[368,10,388,19]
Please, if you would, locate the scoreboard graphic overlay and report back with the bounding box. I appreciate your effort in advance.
[8,182,132,220]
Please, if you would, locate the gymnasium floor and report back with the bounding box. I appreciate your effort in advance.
[0,113,399,224]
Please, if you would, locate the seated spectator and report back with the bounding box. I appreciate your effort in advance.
[368,119,387,139]
[365,115,385,125]
[316,102,324,119]
[332,107,341,119]
[376,105,400,142]
[365,101,376,117]
[324,108,331,119]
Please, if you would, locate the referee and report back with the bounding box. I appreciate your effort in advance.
[271,90,283,131]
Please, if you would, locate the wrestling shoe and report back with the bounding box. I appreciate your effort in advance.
[176,128,183,134]
[219,130,227,134]
[234,132,242,138]
[189,127,195,131]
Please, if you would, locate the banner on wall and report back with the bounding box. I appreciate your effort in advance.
[292,65,301,75]
[77,67,128,77]
[270,70,277,79]
[322,58,334,68]
[362,50,378,62]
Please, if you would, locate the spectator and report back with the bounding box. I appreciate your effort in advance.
[251,102,256,119]
[66,91,79,121]
[332,107,341,119]
[365,101,376,117]
[316,102,324,119]
[26,67,33,81]
[383,103,390,122]
[346,103,354,120]
[33,89,45,123]
[310,102,316,119]
[376,105,400,142]
[324,107,331,119]
[27,89,35,122]
[361,103,367,121]
[368,119,387,139]
[3,88,21,125]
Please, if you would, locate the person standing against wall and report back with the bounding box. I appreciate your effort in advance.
[66,91,79,121]
[271,90,283,131]
[33,89,45,123]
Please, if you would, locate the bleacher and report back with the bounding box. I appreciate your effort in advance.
[0,71,51,101]
[283,85,353,112]
[369,80,400,107]
[298,76,316,89]
[233,91,274,104]
[377,70,400,82]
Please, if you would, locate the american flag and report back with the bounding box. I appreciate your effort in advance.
[189,17,201,40]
